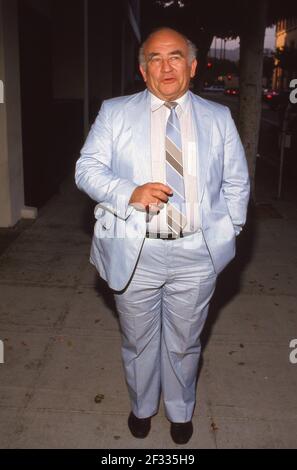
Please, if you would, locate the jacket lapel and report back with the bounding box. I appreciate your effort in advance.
[127,89,152,183]
[190,92,213,202]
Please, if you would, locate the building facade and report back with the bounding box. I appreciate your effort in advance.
[0,0,141,227]
[273,16,297,90]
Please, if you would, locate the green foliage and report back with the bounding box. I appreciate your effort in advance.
[150,0,297,37]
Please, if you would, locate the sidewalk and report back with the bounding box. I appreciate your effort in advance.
[0,174,297,449]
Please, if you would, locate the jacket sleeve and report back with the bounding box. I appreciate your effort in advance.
[222,108,250,235]
[75,100,137,220]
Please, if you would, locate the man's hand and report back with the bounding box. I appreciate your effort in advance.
[129,182,173,213]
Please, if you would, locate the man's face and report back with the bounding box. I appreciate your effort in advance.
[139,29,197,101]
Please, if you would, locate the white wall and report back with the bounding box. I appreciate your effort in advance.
[0,0,25,227]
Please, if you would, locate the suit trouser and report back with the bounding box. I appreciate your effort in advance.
[113,230,217,423]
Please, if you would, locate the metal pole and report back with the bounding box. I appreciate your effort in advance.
[277,104,290,199]
[83,0,89,138]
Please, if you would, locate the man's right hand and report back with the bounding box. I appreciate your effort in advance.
[129,182,173,213]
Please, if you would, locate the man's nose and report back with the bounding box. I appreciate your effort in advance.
[161,59,173,72]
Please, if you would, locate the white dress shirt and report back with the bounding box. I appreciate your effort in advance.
[147,90,200,235]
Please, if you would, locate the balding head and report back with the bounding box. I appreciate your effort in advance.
[139,28,197,71]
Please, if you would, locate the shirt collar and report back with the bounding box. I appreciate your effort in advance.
[150,90,189,114]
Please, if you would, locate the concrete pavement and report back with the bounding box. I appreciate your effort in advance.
[0,175,297,449]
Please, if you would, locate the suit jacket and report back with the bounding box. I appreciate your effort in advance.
[75,89,250,291]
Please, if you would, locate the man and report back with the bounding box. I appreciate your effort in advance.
[75,27,250,444]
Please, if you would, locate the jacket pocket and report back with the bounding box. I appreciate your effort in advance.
[94,204,115,230]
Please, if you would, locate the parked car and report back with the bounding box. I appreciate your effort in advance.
[262,88,279,104]
[203,84,225,92]
[224,87,239,96]
[267,90,291,112]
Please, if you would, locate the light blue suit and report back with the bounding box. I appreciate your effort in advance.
[75,89,250,422]
[76,90,250,292]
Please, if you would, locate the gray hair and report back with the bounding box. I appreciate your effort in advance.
[138,28,197,70]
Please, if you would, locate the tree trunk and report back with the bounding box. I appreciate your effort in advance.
[239,0,268,201]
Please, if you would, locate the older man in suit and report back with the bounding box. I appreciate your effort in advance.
[75,27,250,444]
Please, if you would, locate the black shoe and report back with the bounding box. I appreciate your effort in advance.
[170,421,193,444]
[128,412,151,438]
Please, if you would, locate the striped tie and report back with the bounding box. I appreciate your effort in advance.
[164,101,187,235]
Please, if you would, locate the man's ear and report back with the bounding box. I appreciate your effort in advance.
[139,64,147,82]
[190,59,198,78]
